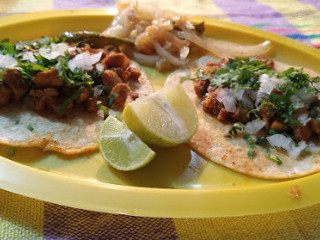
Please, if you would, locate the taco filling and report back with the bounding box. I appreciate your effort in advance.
[165,56,320,179]
[194,57,320,161]
[0,37,147,115]
[0,37,153,154]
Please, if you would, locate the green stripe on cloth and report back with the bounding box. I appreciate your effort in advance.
[0,189,43,240]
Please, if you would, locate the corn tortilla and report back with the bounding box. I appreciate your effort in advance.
[165,56,320,179]
[0,62,153,154]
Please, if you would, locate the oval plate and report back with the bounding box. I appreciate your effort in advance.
[0,9,320,218]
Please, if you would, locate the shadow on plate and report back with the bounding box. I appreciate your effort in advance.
[96,144,207,188]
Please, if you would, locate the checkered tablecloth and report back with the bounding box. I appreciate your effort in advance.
[1,0,320,239]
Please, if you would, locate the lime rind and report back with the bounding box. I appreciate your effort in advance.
[123,83,198,147]
[99,116,156,171]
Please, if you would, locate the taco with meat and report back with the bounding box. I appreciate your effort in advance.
[0,37,153,154]
[165,56,320,179]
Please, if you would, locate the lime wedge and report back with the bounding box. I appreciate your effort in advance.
[99,115,156,171]
[122,83,198,147]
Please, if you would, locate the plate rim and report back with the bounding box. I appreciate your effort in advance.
[0,9,320,218]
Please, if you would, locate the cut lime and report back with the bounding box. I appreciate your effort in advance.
[99,115,156,171]
[122,83,198,147]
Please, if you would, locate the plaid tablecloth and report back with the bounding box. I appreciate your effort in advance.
[1,0,320,239]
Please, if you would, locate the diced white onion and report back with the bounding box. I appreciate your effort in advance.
[68,52,102,72]
[95,63,104,72]
[267,134,307,159]
[290,88,315,109]
[93,86,104,96]
[235,89,245,101]
[0,54,17,68]
[297,113,311,126]
[38,43,71,60]
[245,119,266,134]
[242,92,254,109]
[256,74,284,104]
[21,51,37,63]
[290,95,305,109]
[308,142,320,153]
[297,88,315,106]
[216,88,236,113]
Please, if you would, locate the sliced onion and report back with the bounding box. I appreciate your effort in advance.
[175,30,226,58]
[180,46,190,60]
[245,119,266,134]
[0,54,17,68]
[267,134,307,159]
[216,88,236,113]
[177,30,273,58]
[131,51,161,66]
[135,3,157,21]
[102,7,135,37]
[154,42,188,66]
[205,39,274,58]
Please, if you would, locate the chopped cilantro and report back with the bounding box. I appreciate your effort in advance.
[27,124,34,131]
[229,122,244,135]
[56,87,84,115]
[17,62,50,84]
[243,134,256,158]
[115,114,122,121]
[266,155,283,165]
[0,39,17,56]
[14,119,20,125]
[107,94,115,107]
[208,58,271,91]
[96,100,109,119]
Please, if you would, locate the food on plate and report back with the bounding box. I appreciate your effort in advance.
[123,83,198,147]
[166,56,320,179]
[102,3,273,71]
[99,115,155,171]
[0,37,153,154]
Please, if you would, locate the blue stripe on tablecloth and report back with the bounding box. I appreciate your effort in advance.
[286,33,320,39]
[211,0,313,45]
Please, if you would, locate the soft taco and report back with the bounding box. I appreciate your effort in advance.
[166,56,320,179]
[0,37,153,154]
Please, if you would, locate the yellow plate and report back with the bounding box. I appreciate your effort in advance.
[0,9,320,218]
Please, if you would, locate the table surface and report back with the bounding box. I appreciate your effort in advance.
[1,0,320,239]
